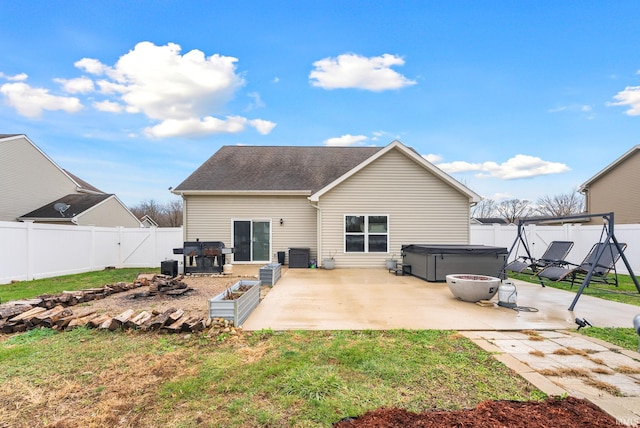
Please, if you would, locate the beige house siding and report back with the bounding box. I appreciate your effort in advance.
[75,197,142,227]
[0,136,76,221]
[317,149,471,268]
[584,150,640,225]
[183,195,317,263]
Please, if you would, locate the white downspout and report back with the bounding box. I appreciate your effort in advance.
[309,199,322,266]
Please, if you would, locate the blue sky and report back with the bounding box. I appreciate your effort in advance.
[1,1,639,207]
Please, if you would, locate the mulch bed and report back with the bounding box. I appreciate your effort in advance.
[334,396,638,427]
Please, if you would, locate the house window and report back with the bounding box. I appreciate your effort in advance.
[345,215,388,253]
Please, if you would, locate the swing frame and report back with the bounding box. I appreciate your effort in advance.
[501,212,640,311]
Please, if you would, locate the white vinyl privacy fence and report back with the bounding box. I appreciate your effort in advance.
[0,221,183,284]
[1,221,639,284]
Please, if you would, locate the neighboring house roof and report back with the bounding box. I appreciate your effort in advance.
[472,217,510,225]
[18,193,113,222]
[579,145,640,192]
[63,169,104,194]
[173,140,481,203]
[174,145,383,194]
[2,133,141,227]
[140,214,159,227]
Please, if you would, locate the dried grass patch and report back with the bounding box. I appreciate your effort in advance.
[590,367,614,375]
[552,347,588,357]
[538,367,591,378]
[237,342,272,364]
[0,348,195,427]
[522,330,544,341]
[583,378,621,396]
[529,350,545,357]
[587,357,605,365]
[615,365,640,375]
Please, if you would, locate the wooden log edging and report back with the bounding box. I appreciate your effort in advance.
[0,305,215,335]
[0,274,207,335]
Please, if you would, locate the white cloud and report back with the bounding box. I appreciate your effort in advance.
[309,53,416,91]
[55,76,95,94]
[76,41,275,138]
[608,85,640,116]
[491,192,513,201]
[0,72,28,81]
[1,42,276,137]
[74,58,109,75]
[422,154,442,163]
[0,82,82,118]
[246,92,265,110]
[144,115,276,138]
[93,100,123,113]
[323,134,369,146]
[85,42,244,120]
[548,104,595,119]
[435,154,569,180]
[249,118,277,135]
[95,79,126,95]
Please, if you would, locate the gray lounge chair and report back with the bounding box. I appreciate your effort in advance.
[537,242,626,287]
[505,240,574,274]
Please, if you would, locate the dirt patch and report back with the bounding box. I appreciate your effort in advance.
[83,265,265,319]
[334,396,636,427]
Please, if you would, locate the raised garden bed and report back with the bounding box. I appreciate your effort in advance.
[208,280,261,325]
[259,263,281,286]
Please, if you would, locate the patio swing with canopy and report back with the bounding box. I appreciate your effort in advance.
[500,212,640,311]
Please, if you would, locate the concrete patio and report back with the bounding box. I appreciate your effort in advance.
[242,267,640,331]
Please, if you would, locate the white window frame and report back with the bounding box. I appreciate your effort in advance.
[344,214,389,253]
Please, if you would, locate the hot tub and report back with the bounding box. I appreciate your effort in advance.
[401,244,508,282]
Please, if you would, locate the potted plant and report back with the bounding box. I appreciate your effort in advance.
[323,250,336,270]
[385,254,397,270]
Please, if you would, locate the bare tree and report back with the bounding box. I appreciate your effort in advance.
[164,199,183,227]
[496,199,532,224]
[533,191,585,218]
[129,199,183,227]
[471,199,497,219]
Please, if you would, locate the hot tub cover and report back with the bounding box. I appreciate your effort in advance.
[401,244,508,255]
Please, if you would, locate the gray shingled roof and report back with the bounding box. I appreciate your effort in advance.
[19,193,113,219]
[63,169,104,193]
[174,146,383,193]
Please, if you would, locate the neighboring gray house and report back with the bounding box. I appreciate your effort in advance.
[172,140,481,268]
[0,134,141,227]
[579,145,640,225]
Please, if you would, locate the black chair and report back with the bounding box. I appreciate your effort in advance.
[537,242,627,287]
[505,240,574,274]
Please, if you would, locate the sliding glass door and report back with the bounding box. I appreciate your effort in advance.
[233,220,271,262]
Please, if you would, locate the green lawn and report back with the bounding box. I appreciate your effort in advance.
[0,328,542,427]
[578,326,640,351]
[0,268,159,302]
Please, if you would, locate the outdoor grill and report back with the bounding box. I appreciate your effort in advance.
[173,240,233,274]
